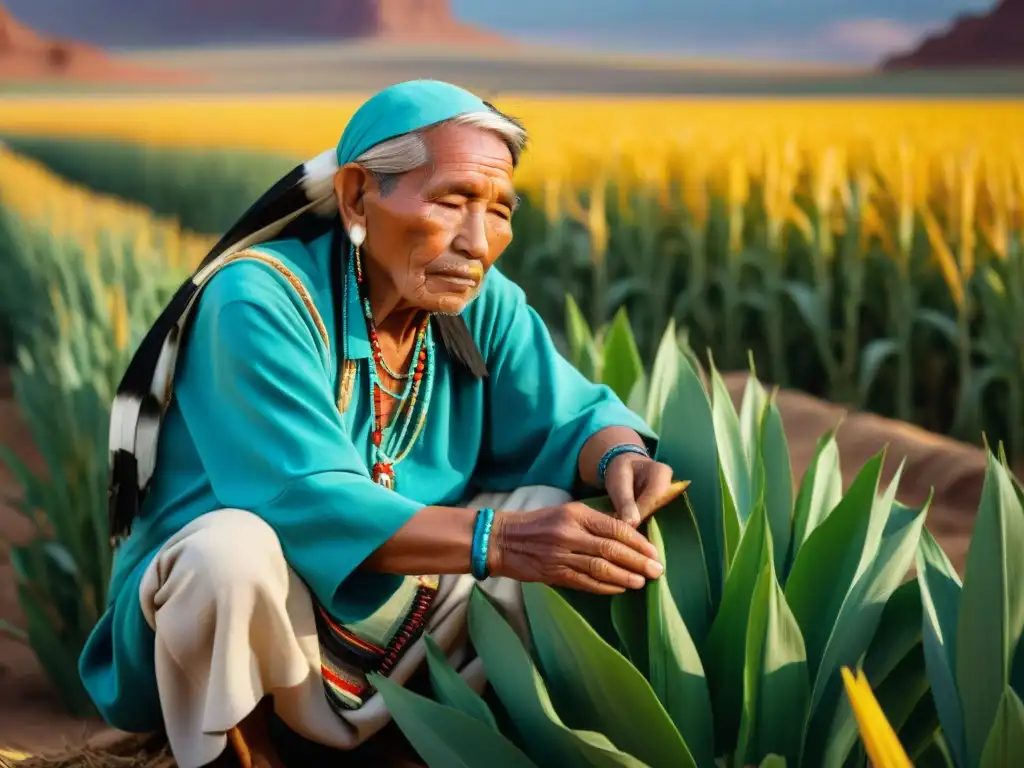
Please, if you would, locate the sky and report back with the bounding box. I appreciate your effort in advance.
[453,0,996,62]
[4,0,998,63]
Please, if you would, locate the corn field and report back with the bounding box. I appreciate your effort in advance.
[1,97,1023,459]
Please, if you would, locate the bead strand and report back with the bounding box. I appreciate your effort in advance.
[349,243,434,490]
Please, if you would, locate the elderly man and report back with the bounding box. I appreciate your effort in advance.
[81,80,678,768]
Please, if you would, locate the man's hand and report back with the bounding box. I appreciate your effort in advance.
[604,453,688,527]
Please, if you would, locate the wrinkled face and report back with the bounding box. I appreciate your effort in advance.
[337,122,517,315]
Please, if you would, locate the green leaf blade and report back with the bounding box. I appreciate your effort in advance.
[759,396,794,577]
[785,452,884,679]
[423,634,498,731]
[523,583,695,768]
[369,671,538,768]
[564,294,600,382]
[467,588,645,768]
[788,429,842,574]
[709,357,753,525]
[978,688,1024,768]
[957,452,1024,768]
[737,518,809,768]
[644,320,680,432]
[655,351,725,608]
[601,307,645,402]
[916,528,967,768]
[808,495,928,733]
[705,499,769,754]
[646,517,716,767]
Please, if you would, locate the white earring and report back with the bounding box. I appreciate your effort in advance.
[349,223,366,247]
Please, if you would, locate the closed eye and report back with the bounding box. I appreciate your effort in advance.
[436,196,467,209]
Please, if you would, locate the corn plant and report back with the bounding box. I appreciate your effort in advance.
[911,446,1024,768]
[0,214,183,716]
[372,317,943,767]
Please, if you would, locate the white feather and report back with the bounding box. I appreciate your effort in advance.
[108,394,142,455]
[301,148,340,205]
[150,333,179,402]
[135,409,162,488]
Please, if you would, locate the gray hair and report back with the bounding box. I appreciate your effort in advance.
[354,110,528,192]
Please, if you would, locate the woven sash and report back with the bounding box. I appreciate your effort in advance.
[313,575,439,710]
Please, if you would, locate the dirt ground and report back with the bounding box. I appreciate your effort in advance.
[0,369,991,759]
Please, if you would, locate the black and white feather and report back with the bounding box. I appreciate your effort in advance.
[108,148,487,543]
[107,150,342,542]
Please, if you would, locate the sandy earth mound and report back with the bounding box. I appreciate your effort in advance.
[0,369,988,759]
[0,3,189,84]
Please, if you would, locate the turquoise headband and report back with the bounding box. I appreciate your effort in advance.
[336,79,491,166]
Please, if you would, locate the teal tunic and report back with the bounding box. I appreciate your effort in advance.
[78,230,655,732]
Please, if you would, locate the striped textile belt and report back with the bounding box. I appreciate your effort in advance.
[313,574,440,712]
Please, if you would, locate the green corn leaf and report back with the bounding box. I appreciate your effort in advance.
[739,369,769,471]
[657,495,713,647]
[705,499,769,754]
[957,452,1024,768]
[551,587,619,652]
[873,644,932,735]
[978,687,1024,768]
[758,757,786,768]
[564,294,600,382]
[626,374,649,416]
[826,584,929,765]
[709,355,753,525]
[785,451,884,679]
[523,583,695,768]
[805,494,927,764]
[654,350,725,608]
[915,733,957,768]
[898,690,943,762]
[467,588,644,767]
[369,671,538,768]
[862,581,924,685]
[611,588,648,677]
[916,528,966,767]
[423,634,498,731]
[644,320,680,432]
[787,429,842,574]
[758,394,794,578]
[601,307,645,402]
[722,466,743,571]
[646,517,716,767]
[736,517,809,768]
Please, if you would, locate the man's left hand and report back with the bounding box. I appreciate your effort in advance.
[603,453,679,527]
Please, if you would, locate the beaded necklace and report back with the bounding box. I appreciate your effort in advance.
[347,244,435,490]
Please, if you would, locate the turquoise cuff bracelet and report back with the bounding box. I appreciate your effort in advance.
[597,443,650,487]
[471,507,495,581]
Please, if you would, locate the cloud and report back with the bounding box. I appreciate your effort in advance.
[818,18,937,58]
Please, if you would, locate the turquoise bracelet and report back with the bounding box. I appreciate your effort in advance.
[597,443,650,486]
[471,507,495,581]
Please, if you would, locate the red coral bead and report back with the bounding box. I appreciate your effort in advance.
[413,372,423,382]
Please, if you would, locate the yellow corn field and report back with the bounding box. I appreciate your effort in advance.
[0,146,215,271]
[0,97,1019,289]
[0,96,1022,458]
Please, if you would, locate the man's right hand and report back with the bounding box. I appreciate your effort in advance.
[488,500,667,595]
